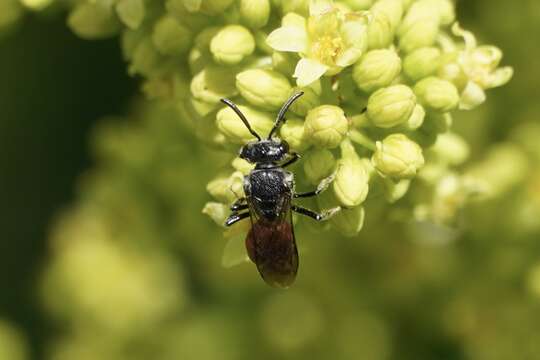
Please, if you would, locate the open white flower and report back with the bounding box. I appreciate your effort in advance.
[267,0,370,86]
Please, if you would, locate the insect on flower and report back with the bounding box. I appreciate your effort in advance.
[221,92,340,288]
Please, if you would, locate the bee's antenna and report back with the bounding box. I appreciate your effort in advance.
[220,98,261,141]
[268,92,304,139]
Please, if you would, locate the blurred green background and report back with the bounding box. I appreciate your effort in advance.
[1,1,540,359]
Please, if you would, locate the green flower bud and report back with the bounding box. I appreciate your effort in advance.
[341,0,373,10]
[382,178,411,203]
[280,118,309,152]
[372,134,425,179]
[288,82,322,116]
[189,0,235,15]
[191,65,238,103]
[437,56,469,92]
[371,0,404,30]
[232,157,255,175]
[272,51,298,76]
[207,171,245,203]
[304,105,349,149]
[333,141,369,207]
[202,202,229,226]
[281,0,309,15]
[331,205,365,237]
[152,16,192,56]
[398,19,439,54]
[68,3,121,39]
[128,38,164,77]
[403,47,441,82]
[216,105,274,144]
[210,25,255,65]
[367,85,416,128]
[430,133,470,166]
[414,77,459,113]
[303,149,336,185]
[235,69,292,110]
[0,321,27,360]
[366,11,394,50]
[403,104,425,131]
[353,49,402,93]
[254,30,274,54]
[433,0,455,25]
[240,0,270,29]
[115,0,145,30]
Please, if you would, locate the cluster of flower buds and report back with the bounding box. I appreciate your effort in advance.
[55,0,512,236]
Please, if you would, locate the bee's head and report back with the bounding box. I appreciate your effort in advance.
[220,92,304,163]
[240,139,289,164]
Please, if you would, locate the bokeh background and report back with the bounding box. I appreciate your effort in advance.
[1,0,540,359]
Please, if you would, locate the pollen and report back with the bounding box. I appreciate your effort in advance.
[311,35,343,65]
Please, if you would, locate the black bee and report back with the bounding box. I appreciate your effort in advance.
[221,92,339,288]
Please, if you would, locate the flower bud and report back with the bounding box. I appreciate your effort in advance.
[232,157,254,175]
[414,77,459,112]
[372,134,424,179]
[202,202,229,226]
[341,0,373,10]
[210,25,255,65]
[333,141,369,207]
[115,0,145,30]
[303,149,336,185]
[191,66,238,104]
[304,105,349,149]
[367,85,416,128]
[68,3,120,39]
[207,171,245,203]
[381,177,411,203]
[272,51,299,76]
[403,47,441,82]
[431,132,470,166]
[216,105,274,144]
[152,16,192,56]
[331,206,366,237]
[280,118,309,152]
[353,49,402,93]
[403,104,425,131]
[367,11,394,49]
[398,19,439,54]
[240,0,270,29]
[371,0,404,30]
[288,82,322,116]
[235,69,292,110]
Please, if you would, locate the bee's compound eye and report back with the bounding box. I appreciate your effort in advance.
[280,140,289,153]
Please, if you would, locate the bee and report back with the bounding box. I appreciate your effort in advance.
[221,92,339,288]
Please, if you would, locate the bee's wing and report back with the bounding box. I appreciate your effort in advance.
[245,197,298,288]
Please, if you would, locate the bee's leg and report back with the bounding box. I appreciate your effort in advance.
[225,212,250,227]
[230,198,248,211]
[281,153,300,168]
[291,205,340,221]
[294,171,336,198]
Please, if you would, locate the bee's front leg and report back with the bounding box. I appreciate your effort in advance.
[225,212,250,227]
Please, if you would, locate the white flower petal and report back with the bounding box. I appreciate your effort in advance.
[309,0,334,16]
[452,22,477,50]
[266,26,308,53]
[459,81,486,110]
[294,58,329,87]
[485,66,513,89]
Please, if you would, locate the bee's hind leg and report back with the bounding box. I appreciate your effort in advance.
[291,205,340,221]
